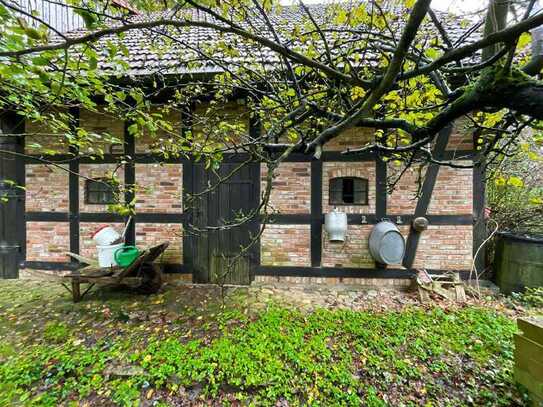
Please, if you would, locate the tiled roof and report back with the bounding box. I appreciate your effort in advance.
[64,4,483,76]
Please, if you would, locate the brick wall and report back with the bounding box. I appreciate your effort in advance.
[261,163,310,213]
[322,225,375,268]
[323,127,374,151]
[79,164,125,213]
[79,222,125,259]
[254,275,412,287]
[25,164,69,212]
[428,164,473,215]
[397,225,473,270]
[135,108,182,154]
[192,102,249,150]
[323,162,376,214]
[79,108,124,155]
[21,113,475,279]
[447,118,474,151]
[25,109,69,154]
[136,223,182,263]
[261,224,310,266]
[135,164,183,213]
[26,222,70,262]
[387,162,473,216]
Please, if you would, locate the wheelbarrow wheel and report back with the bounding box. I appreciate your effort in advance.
[137,263,163,294]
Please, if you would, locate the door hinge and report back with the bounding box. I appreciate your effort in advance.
[0,244,21,253]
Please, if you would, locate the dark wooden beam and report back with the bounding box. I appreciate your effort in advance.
[402,125,453,269]
[19,261,471,280]
[124,120,136,245]
[181,104,194,276]
[26,211,472,226]
[472,161,486,275]
[68,107,80,256]
[24,149,477,165]
[375,157,387,220]
[310,160,323,267]
[250,114,262,276]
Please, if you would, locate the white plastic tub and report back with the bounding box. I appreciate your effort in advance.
[92,226,121,246]
[96,243,124,268]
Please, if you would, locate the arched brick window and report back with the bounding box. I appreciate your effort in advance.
[329,177,368,205]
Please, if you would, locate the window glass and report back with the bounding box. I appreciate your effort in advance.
[85,178,117,205]
[329,177,368,205]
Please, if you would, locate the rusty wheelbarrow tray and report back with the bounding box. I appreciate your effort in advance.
[62,242,169,302]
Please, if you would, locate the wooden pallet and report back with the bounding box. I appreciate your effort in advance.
[416,269,466,303]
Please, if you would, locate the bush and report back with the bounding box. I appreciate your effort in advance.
[487,138,543,234]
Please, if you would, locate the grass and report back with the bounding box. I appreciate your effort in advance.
[0,280,530,406]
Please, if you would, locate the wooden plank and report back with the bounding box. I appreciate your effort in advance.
[515,334,543,365]
[518,317,543,344]
[62,276,143,285]
[515,367,543,400]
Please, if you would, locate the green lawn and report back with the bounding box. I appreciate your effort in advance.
[0,280,529,406]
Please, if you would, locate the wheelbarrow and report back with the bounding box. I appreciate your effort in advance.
[62,242,169,302]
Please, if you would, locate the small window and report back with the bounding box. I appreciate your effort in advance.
[329,177,368,205]
[85,178,118,205]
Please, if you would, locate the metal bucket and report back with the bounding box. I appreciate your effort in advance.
[324,209,348,242]
[495,232,543,294]
[369,221,405,265]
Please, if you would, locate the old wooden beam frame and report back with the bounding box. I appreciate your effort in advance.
[22,259,474,280]
[181,103,194,278]
[124,120,136,245]
[250,114,262,276]
[23,149,477,165]
[472,161,486,275]
[26,211,471,225]
[402,125,453,269]
[375,157,387,220]
[310,160,323,267]
[68,107,80,257]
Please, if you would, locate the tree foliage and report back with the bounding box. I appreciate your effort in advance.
[0,0,542,216]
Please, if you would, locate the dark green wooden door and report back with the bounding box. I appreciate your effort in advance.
[0,113,25,279]
[189,162,259,285]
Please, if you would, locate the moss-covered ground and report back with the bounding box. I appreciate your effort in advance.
[0,280,533,406]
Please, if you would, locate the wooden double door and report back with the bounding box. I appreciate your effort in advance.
[186,162,260,285]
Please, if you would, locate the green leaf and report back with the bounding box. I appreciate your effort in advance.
[89,56,98,70]
[127,123,139,135]
[507,176,524,188]
[75,9,98,29]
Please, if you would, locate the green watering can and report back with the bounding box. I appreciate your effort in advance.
[114,245,140,267]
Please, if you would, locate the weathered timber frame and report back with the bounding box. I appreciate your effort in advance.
[2,103,483,280]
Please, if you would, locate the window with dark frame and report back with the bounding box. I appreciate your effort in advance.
[85,178,118,205]
[329,177,368,205]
